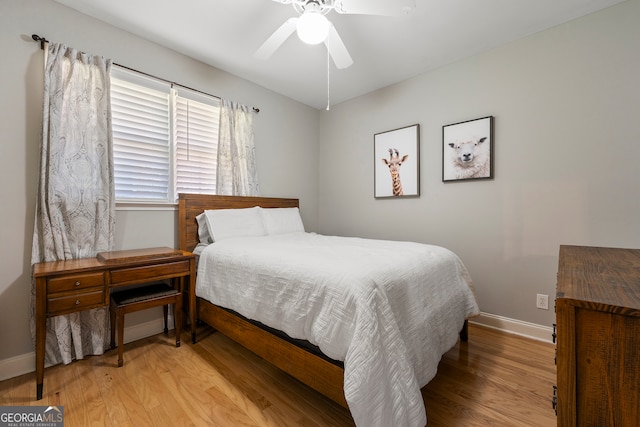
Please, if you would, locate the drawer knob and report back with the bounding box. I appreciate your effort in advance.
[75,299,81,305]
[75,281,81,287]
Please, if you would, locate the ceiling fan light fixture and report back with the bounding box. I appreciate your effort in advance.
[296,12,330,45]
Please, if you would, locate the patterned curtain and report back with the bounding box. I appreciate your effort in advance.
[216,100,260,196]
[31,43,115,365]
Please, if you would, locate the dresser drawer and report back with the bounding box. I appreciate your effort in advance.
[48,272,105,293]
[47,289,106,315]
[110,260,190,286]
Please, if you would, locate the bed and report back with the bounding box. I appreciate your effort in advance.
[177,193,479,427]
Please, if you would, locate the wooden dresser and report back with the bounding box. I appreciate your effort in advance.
[555,245,640,426]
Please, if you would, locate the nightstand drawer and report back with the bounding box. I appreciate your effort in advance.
[48,272,105,293]
[48,289,106,315]
[110,260,190,286]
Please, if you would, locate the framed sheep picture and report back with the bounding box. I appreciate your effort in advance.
[442,116,494,182]
[374,124,420,198]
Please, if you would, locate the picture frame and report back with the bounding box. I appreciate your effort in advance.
[442,116,494,182]
[374,124,420,198]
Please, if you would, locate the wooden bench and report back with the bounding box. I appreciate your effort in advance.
[109,282,182,367]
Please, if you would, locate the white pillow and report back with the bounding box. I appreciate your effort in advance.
[261,207,305,235]
[204,206,266,242]
[195,213,212,244]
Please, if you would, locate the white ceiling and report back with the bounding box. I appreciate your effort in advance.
[53,0,625,110]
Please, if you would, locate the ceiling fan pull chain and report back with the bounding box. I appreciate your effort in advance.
[326,29,331,111]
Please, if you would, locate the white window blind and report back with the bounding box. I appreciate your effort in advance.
[174,88,220,200]
[110,66,220,203]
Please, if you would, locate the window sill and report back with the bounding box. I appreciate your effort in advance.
[116,202,177,211]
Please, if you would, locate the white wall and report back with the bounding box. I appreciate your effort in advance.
[0,0,319,364]
[318,0,640,328]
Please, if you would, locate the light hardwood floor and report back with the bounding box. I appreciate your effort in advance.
[0,323,557,426]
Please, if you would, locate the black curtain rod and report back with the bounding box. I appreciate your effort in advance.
[31,34,260,113]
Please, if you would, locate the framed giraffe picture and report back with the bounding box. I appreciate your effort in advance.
[374,124,420,198]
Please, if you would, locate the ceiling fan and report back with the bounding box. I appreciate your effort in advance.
[255,0,416,69]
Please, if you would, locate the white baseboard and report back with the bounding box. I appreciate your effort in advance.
[0,316,173,382]
[470,312,554,343]
[1,312,553,382]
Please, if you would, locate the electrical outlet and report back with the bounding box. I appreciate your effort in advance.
[536,293,549,310]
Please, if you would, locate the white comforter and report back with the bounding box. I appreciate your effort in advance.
[197,232,479,427]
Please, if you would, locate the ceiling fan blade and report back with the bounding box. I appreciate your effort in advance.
[324,25,353,69]
[255,17,298,60]
[335,0,416,16]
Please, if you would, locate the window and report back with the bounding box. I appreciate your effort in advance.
[110,66,220,203]
[174,90,219,198]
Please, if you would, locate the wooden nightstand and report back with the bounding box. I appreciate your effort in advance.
[32,247,196,400]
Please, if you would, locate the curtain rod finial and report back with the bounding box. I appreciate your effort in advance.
[31,34,48,50]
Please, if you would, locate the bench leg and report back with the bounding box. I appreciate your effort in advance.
[163,305,169,335]
[117,310,125,367]
[110,303,116,350]
[175,299,182,348]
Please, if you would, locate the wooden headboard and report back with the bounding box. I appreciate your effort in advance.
[177,194,300,253]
